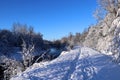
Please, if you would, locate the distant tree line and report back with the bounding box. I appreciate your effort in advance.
[59,28,89,50]
[0,23,43,48]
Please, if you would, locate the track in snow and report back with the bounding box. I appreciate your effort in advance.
[69,47,97,80]
[62,48,81,80]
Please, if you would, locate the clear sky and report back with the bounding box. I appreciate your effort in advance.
[0,0,97,40]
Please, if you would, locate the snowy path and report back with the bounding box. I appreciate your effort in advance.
[70,48,97,80]
[62,49,80,80]
[11,47,120,80]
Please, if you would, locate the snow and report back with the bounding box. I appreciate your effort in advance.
[11,47,120,80]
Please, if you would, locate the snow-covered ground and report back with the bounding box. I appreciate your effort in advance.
[11,47,120,80]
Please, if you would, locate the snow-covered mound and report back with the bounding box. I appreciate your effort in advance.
[11,47,120,80]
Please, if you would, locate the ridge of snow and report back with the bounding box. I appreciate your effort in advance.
[11,47,120,80]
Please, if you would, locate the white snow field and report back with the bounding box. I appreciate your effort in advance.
[11,47,120,80]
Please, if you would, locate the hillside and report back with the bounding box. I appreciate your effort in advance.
[11,47,120,80]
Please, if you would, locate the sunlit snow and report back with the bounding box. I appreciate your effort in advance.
[11,47,120,80]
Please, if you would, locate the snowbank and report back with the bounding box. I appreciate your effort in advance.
[11,47,120,80]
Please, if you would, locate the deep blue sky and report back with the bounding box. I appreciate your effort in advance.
[0,0,97,40]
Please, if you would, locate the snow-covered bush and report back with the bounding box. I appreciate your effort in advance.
[0,56,24,80]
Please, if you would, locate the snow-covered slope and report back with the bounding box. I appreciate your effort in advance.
[11,47,120,80]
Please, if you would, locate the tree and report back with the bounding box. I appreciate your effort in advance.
[12,23,43,47]
[93,7,106,23]
[110,24,120,63]
[21,39,34,69]
[94,0,118,23]
[12,23,28,35]
[74,33,81,45]
[98,0,118,14]
[92,0,120,39]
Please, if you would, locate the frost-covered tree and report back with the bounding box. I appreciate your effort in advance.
[93,7,106,23]
[94,0,118,26]
[74,33,81,45]
[12,23,43,47]
[110,24,120,62]
[98,0,118,14]
[21,39,34,69]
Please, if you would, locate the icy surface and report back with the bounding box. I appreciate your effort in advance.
[11,47,120,80]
